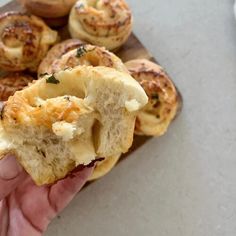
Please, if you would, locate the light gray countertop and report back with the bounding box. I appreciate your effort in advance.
[1,0,236,235]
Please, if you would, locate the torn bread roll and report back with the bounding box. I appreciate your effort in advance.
[69,0,133,51]
[38,44,128,76]
[0,12,58,72]
[39,43,128,181]
[125,59,181,136]
[0,73,34,101]
[18,0,77,18]
[0,65,148,185]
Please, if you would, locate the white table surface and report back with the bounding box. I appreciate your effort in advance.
[1,0,236,235]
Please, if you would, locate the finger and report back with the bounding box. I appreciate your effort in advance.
[13,167,93,232]
[0,155,27,200]
[48,167,93,213]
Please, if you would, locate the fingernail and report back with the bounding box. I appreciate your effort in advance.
[0,155,23,180]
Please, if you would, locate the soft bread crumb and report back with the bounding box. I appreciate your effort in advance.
[35,97,45,106]
[52,121,77,141]
[125,99,141,112]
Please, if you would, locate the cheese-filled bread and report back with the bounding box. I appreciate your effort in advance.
[0,12,58,72]
[126,59,181,136]
[0,65,148,185]
[69,0,133,51]
[38,44,128,76]
[39,43,129,181]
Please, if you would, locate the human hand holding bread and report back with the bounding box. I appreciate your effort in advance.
[0,0,182,234]
[0,155,92,236]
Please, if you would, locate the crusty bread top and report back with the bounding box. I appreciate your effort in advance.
[0,65,147,185]
[0,11,58,72]
[38,44,128,76]
[69,0,133,50]
[38,39,84,76]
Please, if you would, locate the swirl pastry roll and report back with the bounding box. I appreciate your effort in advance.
[125,59,181,136]
[69,0,133,51]
[0,73,34,101]
[38,43,128,75]
[0,66,148,185]
[0,12,58,72]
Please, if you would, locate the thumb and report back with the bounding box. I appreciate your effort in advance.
[0,155,27,200]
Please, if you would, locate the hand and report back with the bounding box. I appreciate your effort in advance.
[0,155,92,236]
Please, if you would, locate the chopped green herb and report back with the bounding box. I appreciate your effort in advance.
[76,46,87,58]
[64,96,70,101]
[39,72,49,77]
[77,3,85,9]
[151,93,159,100]
[46,75,60,84]
[76,45,95,58]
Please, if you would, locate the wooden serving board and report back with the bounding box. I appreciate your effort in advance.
[0,0,158,172]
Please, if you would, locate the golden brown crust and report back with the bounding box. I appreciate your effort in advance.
[0,73,34,101]
[69,0,133,50]
[38,43,128,76]
[18,0,77,18]
[125,59,181,136]
[0,11,58,72]
[38,39,84,76]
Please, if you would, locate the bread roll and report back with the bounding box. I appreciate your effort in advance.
[125,59,181,136]
[0,73,34,101]
[18,0,77,18]
[38,44,128,76]
[0,12,58,72]
[0,65,148,185]
[69,0,133,51]
[39,43,129,181]
[38,39,84,75]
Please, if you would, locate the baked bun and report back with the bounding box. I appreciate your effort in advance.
[0,65,148,185]
[38,39,84,75]
[0,73,34,101]
[38,44,128,76]
[125,59,181,136]
[69,0,133,51]
[38,43,129,180]
[0,12,58,72]
[88,154,120,181]
[18,0,77,18]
